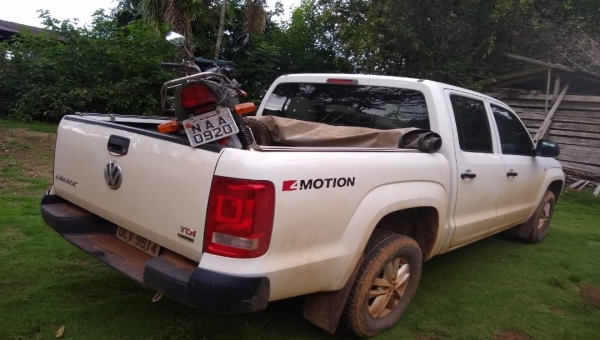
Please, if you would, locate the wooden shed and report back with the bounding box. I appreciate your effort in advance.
[482,54,600,192]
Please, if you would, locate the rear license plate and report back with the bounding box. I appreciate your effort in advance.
[116,227,160,257]
[182,107,239,147]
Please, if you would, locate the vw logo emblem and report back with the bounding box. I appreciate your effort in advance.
[104,161,123,190]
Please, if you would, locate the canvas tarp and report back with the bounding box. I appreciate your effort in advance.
[251,116,442,152]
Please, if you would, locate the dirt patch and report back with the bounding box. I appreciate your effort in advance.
[492,331,531,340]
[580,283,600,309]
[548,306,568,316]
[0,127,55,188]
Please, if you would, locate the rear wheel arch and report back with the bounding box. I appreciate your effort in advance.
[547,180,563,202]
[374,207,440,261]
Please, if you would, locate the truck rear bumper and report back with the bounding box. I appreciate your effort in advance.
[40,193,270,314]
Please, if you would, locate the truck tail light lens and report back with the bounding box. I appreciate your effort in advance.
[204,176,275,258]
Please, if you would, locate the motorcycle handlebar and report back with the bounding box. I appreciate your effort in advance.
[194,57,235,66]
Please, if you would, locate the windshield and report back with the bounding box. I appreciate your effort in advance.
[262,83,430,130]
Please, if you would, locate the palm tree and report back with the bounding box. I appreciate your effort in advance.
[136,0,266,60]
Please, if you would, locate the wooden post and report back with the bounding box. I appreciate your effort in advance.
[552,72,561,103]
[544,68,551,114]
[534,82,571,141]
[594,183,600,196]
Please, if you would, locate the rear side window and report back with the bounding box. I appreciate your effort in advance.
[450,95,493,153]
[262,83,430,130]
[491,104,534,156]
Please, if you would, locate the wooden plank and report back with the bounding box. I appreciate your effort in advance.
[493,93,600,104]
[550,136,600,148]
[578,180,590,190]
[551,117,600,125]
[594,184,600,196]
[559,144,600,155]
[503,99,600,111]
[521,119,542,127]
[535,82,571,140]
[552,72,561,103]
[558,153,600,167]
[550,122,600,133]
[560,160,600,174]
[549,129,600,140]
[514,108,600,119]
[516,112,546,121]
[568,179,586,188]
[481,66,549,86]
[506,53,575,72]
[545,68,551,113]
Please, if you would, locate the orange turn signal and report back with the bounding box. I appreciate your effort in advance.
[157,120,180,133]
[234,102,256,115]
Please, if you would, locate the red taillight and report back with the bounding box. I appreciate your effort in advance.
[178,84,219,114]
[204,176,275,258]
[326,78,358,84]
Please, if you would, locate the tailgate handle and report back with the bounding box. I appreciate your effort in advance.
[107,135,130,156]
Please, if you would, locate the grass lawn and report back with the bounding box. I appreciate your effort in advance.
[1,119,599,340]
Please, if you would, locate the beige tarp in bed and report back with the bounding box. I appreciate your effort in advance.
[252,116,441,151]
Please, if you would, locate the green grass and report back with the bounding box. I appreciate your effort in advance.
[1,120,599,339]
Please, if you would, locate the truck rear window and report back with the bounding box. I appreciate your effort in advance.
[262,83,430,130]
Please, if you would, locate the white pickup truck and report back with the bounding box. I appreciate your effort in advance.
[41,74,564,337]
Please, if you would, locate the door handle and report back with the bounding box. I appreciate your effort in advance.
[507,171,519,177]
[461,172,477,179]
[107,135,130,156]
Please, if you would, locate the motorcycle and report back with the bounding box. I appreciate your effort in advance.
[157,31,270,149]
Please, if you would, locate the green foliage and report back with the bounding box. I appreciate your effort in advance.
[0,11,174,121]
[314,0,600,86]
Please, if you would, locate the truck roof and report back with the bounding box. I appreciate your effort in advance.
[278,73,506,108]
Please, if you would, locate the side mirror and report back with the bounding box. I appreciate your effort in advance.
[536,139,560,157]
[233,34,250,52]
[165,31,185,47]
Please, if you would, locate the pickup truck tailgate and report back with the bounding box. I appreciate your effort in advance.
[52,117,221,262]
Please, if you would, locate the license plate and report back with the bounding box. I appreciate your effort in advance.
[182,107,239,147]
[116,227,161,257]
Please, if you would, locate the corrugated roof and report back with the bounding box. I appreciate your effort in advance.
[0,19,45,36]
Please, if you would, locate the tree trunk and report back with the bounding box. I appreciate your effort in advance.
[214,0,228,60]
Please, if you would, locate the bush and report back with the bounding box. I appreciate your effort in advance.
[0,11,176,121]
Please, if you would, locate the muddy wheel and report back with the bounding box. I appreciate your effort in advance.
[340,230,422,338]
[506,190,556,244]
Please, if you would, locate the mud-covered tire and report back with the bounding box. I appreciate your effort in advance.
[340,230,422,338]
[506,191,556,244]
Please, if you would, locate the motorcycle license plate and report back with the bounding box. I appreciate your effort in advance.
[182,107,239,147]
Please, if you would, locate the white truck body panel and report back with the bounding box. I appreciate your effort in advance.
[53,118,220,261]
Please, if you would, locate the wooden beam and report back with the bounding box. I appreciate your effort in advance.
[578,181,589,190]
[545,68,551,114]
[568,179,586,189]
[534,82,571,140]
[552,72,561,104]
[506,54,575,72]
[480,66,548,87]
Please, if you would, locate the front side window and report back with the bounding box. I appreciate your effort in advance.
[262,83,430,130]
[491,104,534,156]
[450,95,493,153]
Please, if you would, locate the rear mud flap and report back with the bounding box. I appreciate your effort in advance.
[302,255,363,333]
